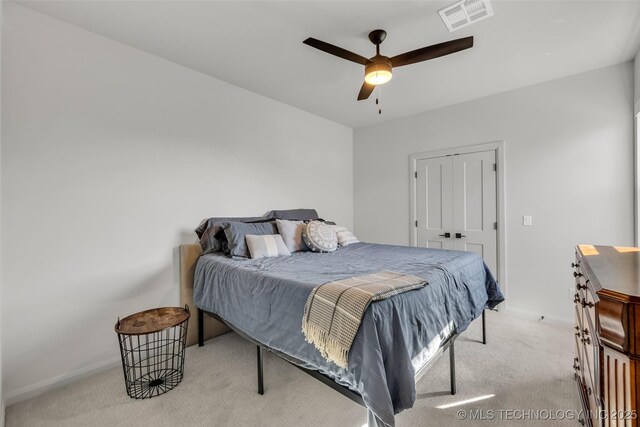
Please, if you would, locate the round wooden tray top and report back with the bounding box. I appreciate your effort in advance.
[115,307,190,335]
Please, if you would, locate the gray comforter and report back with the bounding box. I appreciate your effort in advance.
[193,242,504,426]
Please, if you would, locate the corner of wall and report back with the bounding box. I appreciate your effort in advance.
[634,52,640,115]
[634,54,640,247]
[350,126,356,232]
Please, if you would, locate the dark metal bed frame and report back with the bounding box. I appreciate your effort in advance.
[198,308,488,406]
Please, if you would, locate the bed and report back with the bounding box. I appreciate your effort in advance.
[182,240,504,427]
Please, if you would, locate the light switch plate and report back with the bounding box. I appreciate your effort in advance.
[523,215,532,226]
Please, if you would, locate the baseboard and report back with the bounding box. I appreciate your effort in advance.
[4,356,121,407]
[505,306,572,326]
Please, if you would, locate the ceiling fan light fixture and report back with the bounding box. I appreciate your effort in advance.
[364,61,392,85]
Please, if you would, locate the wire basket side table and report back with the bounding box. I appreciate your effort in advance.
[115,306,190,399]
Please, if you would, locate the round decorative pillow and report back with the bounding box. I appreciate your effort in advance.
[302,221,338,253]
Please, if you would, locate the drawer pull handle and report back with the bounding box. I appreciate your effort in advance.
[572,262,580,268]
[582,328,589,336]
[582,337,591,345]
[573,272,583,278]
[587,387,592,396]
[580,299,594,309]
[576,284,587,290]
[576,332,581,337]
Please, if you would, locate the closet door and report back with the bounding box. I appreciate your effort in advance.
[416,157,454,250]
[452,151,498,275]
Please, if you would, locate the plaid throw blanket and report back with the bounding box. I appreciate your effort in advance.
[302,271,427,368]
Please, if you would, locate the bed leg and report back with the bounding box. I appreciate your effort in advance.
[198,309,204,347]
[257,345,264,395]
[482,309,487,345]
[449,339,456,395]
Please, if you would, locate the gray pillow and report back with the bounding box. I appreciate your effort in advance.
[302,221,338,253]
[196,216,268,253]
[275,219,309,253]
[246,234,291,259]
[222,221,278,258]
[267,209,319,221]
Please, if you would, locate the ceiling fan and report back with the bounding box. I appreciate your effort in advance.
[303,30,474,101]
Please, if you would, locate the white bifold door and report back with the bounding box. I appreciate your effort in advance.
[415,150,497,275]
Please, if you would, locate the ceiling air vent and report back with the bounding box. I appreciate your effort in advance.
[439,0,494,32]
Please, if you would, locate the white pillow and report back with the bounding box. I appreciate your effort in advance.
[245,234,291,259]
[332,225,360,247]
[275,219,308,252]
[302,221,338,253]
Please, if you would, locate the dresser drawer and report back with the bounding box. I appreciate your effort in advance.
[580,291,596,337]
[582,319,597,404]
[575,296,583,329]
[575,264,587,291]
[575,319,583,378]
[576,374,594,427]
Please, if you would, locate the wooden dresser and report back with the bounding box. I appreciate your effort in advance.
[574,245,640,426]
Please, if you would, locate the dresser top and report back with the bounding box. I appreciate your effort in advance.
[579,245,640,299]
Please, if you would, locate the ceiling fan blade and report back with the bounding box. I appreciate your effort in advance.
[390,36,474,68]
[303,37,371,66]
[357,82,375,101]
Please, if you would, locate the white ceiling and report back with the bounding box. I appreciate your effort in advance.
[16,1,640,128]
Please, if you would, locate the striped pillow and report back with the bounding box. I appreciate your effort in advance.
[332,225,360,247]
[246,234,291,259]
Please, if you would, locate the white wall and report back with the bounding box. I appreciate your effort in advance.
[0,0,4,423]
[1,3,352,402]
[354,63,634,322]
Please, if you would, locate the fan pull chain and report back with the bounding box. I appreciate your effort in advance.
[376,86,382,115]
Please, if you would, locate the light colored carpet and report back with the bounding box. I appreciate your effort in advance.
[6,311,576,426]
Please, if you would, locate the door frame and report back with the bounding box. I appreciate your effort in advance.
[409,141,507,307]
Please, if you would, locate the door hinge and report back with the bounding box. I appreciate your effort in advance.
[493,163,497,171]
[494,222,497,230]
[414,171,417,179]
[415,220,418,227]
